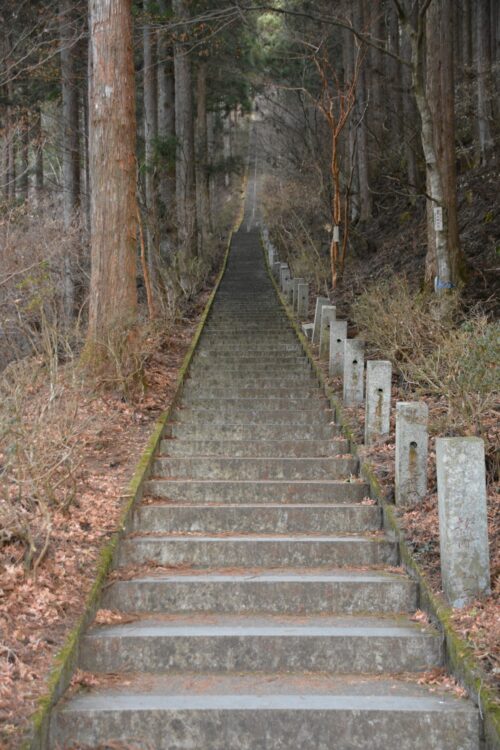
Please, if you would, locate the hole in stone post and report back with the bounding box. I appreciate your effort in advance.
[409,441,418,472]
[353,359,358,365]
[337,339,342,343]
[377,388,383,393]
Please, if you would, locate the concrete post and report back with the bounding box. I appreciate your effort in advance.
[312,297,330,344]
[436,437,491,608]
[395,402,428,506]
[297,283,309,318]
[329,320,348,376]
[319,305,336,358]
[292,278,305,311]
[343,339,365,406]
[272,261,281,279]
[268,246,275,266]
[365,361,392,444]
[280,265,291,292]
[283,276,293,302]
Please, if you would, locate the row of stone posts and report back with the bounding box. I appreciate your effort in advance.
[262,228,491,611]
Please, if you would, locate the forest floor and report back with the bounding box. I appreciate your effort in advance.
[0,285,214,749]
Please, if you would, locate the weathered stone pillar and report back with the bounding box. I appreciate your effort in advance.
[272,260,281,279]
[365,361,392,444]
[319,305,336,358]
[279,264,290,291]
[292,277,305,311]
[283,276,293,302]
[343,339,365,406]
[312,297,330,344]
[297,283,309,318]
[436,437,491,608]
[329,320,348,376]
[395,402,428,506]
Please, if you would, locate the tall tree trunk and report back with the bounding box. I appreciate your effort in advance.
[173,0,198,263]
[395,0,464,289]
[195,61,212,251]
[143,1,159,308]
[157,0,175,247]
[342,24,359,222]
[33,106,44,200]
[19,112,29,201]
[425,0,462,284]
[354,1,371,222]
[476,0,494,164]
[86,0,138,354]
[401,0,420,193]
[60,0,81,321]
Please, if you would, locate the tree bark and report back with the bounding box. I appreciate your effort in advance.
[476,0,495,164]
[19,111,29,201]
[86,0,138,353]
[60,0,81,321]
[353,0,371,222]
[195,60,212,251]
[173,0,198,262]
[395,0,463,289]
[143,1,159,307]
[342,23,359,222]
[33,106,44,199]
[157,0,175,238]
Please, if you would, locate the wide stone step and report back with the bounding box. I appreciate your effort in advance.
[186,375,316,389]
[160,438,349,457]
[145,478,368,503]
[173,409,333,427]
[166,423,341,441]
[152,457,357,481]
[181,385,323,400]
[197,345,301,354]
[190,361,311,374]
[181,396,330,411]
[51,673,480,750]
[79,614,442,675]
[193,347,308,366]
[117,533,396,568]
[103,569,417,615]
[133,503,380,534]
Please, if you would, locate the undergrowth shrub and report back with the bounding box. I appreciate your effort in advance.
[0,360,83,576]
[352,276,499,476]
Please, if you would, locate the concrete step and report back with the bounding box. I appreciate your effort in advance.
[132,503,380,534]
[102,569,417,615]
[145,478,368,503]
[152,457,358,481]
[160,438,349,457]
[51,673,480,750]
[181,385,323,399]
[173,409,333,427]
[175,407,333,429]
[166,423,341,441]
[190,361,311,374]
[185,376,317,389]
[196,345,301,354]
[117,533,397,568]
[79,614,442,675]
[181,396,330,411]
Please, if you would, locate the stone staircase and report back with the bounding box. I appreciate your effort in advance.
[51,229,480,749]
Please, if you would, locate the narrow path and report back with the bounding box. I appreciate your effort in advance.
[51,199,479,747]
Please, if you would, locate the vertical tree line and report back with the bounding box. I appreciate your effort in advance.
[0,0,252,359]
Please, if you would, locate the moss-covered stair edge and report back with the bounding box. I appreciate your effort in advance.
[21,228,237,750]
[261,234,500,750]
